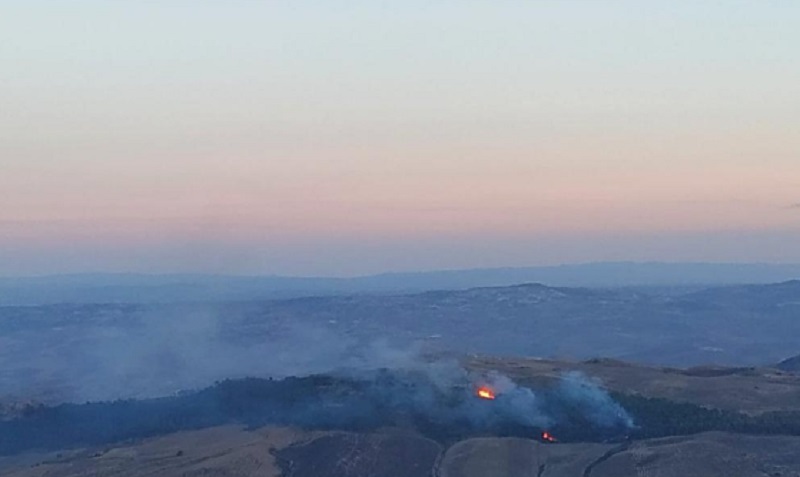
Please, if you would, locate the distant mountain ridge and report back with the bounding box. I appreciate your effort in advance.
[777,351,800,373]
[684,279,800,309]
[0,262,799,305]
[3,279,800,388]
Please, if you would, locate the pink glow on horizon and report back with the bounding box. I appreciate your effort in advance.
[2,2,800,274]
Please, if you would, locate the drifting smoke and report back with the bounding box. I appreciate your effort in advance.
[307,360,634,437]
[0,306,634,455]
[0,360,634,455]
[2,307,394,403]
[558,371,635,429]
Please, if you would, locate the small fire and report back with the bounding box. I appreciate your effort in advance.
[541,431,557,443]
[476,386,496,400]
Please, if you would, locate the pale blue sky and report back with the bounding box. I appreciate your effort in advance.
[1,1,799,275]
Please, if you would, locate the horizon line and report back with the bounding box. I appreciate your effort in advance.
[3,260,800,281]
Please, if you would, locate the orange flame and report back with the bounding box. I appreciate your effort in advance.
[476,386,496,400]
[541,431,557,443]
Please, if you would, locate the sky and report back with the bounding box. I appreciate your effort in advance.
[1,1,799,276]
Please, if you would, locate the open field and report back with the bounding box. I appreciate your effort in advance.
[6,425,800,477]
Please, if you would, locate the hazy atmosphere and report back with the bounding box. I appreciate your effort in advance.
[4,3,800,476]
[3,1,799,276]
